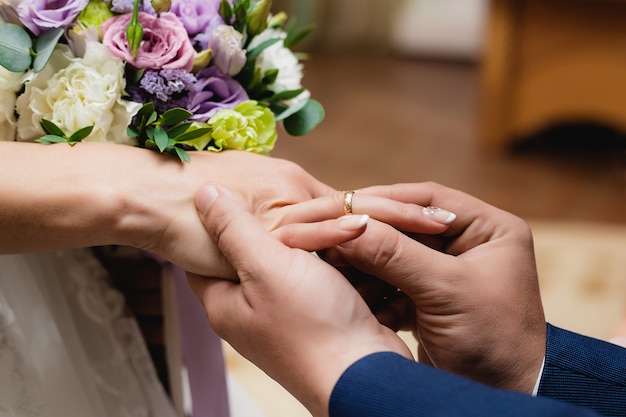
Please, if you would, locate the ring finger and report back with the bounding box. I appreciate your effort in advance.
[275,191,453,234]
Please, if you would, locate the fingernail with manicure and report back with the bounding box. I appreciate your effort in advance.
[422,206,456,225]
[196,184,219,214]
[338,214,369,231]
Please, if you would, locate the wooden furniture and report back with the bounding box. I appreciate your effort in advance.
[480,0,626,149]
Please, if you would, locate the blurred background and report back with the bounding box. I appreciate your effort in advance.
[225,1,626,415]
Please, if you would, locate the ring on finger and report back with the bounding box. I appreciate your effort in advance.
[343,190,355,215]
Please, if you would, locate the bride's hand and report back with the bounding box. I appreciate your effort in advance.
[124,149,334,277]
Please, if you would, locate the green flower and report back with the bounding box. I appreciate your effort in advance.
[78,0,114,34]
[208,101,277,155]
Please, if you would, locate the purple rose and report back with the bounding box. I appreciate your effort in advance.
[170,0,223,36]
[17,0,89,36]
[188,66,248,121]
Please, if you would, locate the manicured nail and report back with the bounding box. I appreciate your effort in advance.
[338,214,369,231]
[422,206,456,225]
[196,184,219,214]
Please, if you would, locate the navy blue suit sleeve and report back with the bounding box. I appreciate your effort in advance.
[538,324,626,416]
[329,352,599,417]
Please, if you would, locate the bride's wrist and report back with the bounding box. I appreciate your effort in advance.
[108,146,192,251]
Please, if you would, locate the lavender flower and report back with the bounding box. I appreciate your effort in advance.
[17,0,89,36]
[128,69,196,113]
[188,66,248,122]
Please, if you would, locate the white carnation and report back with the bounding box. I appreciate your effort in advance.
[15,42,141,144]
[0,66,25,141]
[248,28,309,106]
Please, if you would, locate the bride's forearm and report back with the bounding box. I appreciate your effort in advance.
[0,141,180,253]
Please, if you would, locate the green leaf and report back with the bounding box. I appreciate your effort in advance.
[160,107,192,126]
[246,37,280,60]
[246,65,263,92]
[173,127,211,143]
[261,68,278,86]
[36,135,67,144]
[174,146,190,163]
[265,88,305,104]
[32,27,63,72]
[283,99,325,136]
[273,98,308,121]
[154,125,169,151]
[127,125,139,137]
[145,139,157,150]
[285,24,315,49]
[68,125,94,142]
[166,122,193,139]
[133,102,156,127]
[40,119,67,137]
[0,23,33,72]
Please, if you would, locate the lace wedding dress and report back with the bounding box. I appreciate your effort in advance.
[0,249,178,417]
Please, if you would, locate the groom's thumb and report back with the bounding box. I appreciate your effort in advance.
[196,183,221,216]
[195,183,275,279]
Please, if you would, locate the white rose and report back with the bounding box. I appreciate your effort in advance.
[0,66,25,141]
[248,28,309,106]
[15,41,141,144]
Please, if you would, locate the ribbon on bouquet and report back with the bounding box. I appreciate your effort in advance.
[162,262,230,417]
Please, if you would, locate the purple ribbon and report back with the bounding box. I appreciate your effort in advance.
[171,264,230,417]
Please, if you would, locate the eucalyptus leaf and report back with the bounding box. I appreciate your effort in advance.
[283,99,325,136]
[127,125,139,137]
[0,23,33,72]
[154,125,169,151]
[36,135,67,144]
[161,107,192,126]
[273,98,308,121]
[68,125,94,142]
[174,146,190,163]
[40,119,66,137]
[146,110,158,126]
[33,27,64,72]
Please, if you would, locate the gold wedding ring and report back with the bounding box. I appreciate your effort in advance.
[343,191,355,215]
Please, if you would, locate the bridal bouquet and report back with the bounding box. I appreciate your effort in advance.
[0,0,323,161]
